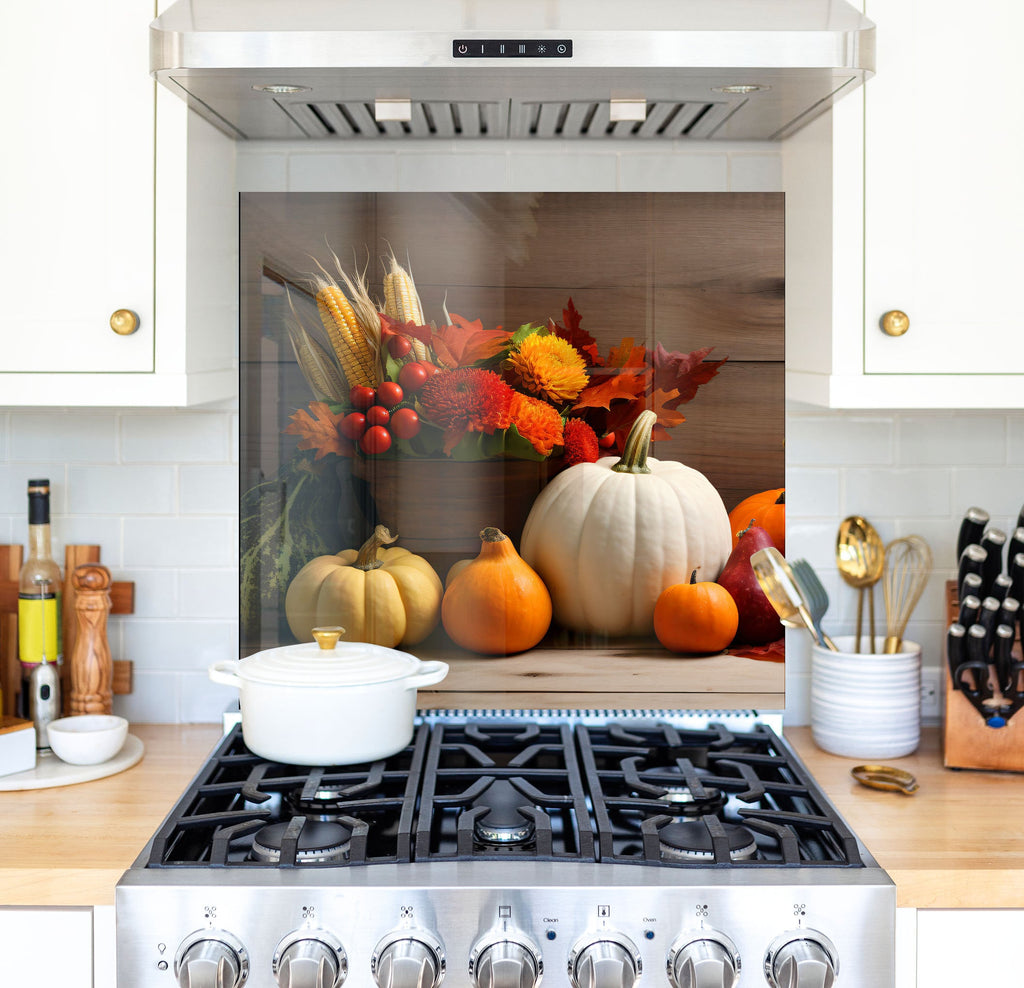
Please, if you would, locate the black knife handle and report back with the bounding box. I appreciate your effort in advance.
[965,624,994,699]
[960,572,984,603]
[958,507,990,562]
[1011,552,1024,604]
[1009,527,1024,567]
[958,594,982,628]
[947,623,967,690]
[980,528,1008,588]
[978,596,1002,651]
[995,624,1016,695]
[1017,503,1024,535]
[959,545,989,598]
[990,573,1014,603]
[997,595,1020,631]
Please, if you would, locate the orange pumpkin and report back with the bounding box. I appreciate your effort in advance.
[654,570,739,654]
[728,488,785,554]
[441,528,552,655]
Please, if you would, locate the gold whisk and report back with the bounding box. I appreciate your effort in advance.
[882,535,933,654]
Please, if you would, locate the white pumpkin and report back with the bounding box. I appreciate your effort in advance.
[519,410,731,636]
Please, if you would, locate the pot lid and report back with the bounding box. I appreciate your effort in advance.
[237,627,422,687]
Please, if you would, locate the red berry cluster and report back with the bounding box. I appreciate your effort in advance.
[341,358,438,455]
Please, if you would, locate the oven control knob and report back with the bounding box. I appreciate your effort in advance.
[568,933,642,988]
[372,931,446,988]
[668,932,740,988]
[470,935,544,988]
[273,931,347,988]
[174,930,249,988]
[764,931,838,988]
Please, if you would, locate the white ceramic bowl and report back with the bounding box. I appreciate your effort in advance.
[46,715,128,765]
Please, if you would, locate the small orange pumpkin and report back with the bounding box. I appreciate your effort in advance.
[728,488,785,554]
[442,528,552,655]
[654,570,739,654]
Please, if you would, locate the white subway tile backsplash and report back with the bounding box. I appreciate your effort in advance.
[0,465,67,514]
[48,516,124,567]
[843,468,952,519]
[509,152,618,191]
[289,153,398,192]
[120,412,229,463]
[122,619,237,672]
[782,469,840,518]
[397,153,508,191]
[618,153,727,192]
[181,465,239,515]
[9,412,117,463]
[899,413,1006,465]
[180,672,239,724]
[787,414,893,466]
[117,569,180,619]
[950,468,1024,531]
[124,517,235,568]
[113,671,181,724]
[178,569,240,619]
[728,153,783,191]
[236,151,288,191]
[68,465,176,515]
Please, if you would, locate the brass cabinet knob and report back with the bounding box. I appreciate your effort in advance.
[880,310,910,337]
[109,308,140,336]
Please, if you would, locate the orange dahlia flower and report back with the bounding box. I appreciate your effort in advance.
[510,393,564,457]
[418,368,515,454]
[506,333,588,404]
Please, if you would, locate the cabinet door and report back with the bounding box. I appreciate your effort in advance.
[0,907,94,988]
[863,0,1024,375]
[0,0,154,373]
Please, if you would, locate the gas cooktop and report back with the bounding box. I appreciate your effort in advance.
[142,719,864,871]
[117,714,895,987]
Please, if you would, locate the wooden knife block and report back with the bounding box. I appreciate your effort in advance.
[943,580,1024,772]
[0,544,134,718]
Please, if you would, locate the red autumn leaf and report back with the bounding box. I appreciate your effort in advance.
[283,402,353,459]
[431,313,511,368]
[378,312,433,346]
[650,342,728,407]
[604,388,685,444]
[549,297,602,366]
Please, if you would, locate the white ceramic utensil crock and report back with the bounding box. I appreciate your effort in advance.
[208,627,448,765]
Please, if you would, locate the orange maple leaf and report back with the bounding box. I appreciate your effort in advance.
[606,337,648,369]
[572,368,648,411]
[431,313,511,368]
[283,402,352,459]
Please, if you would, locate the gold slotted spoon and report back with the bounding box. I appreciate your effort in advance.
[836,516,885,653]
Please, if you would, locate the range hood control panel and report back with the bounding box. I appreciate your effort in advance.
[452,40,573,58]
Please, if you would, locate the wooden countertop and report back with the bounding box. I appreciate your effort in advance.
[0,724,1020,909]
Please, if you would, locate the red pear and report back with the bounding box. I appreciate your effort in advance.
[716,523,784,645]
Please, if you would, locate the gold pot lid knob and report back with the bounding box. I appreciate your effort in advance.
[311,626,345,650]
[880,310,910,337]
[109,308,140,336]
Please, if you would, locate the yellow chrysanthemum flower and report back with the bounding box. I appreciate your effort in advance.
[506,333,589,404]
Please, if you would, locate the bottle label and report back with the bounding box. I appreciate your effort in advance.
[18,594,62,666]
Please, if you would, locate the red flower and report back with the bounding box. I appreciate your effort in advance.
[418,368,515,454]
[561,418,600,466]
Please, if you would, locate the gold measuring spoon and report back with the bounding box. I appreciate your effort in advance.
[851,765,919,795]
[836,516,886,653]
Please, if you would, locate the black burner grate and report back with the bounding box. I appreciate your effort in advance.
[143,719,862,870]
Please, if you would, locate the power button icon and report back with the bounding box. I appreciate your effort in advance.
[457,44,468,54]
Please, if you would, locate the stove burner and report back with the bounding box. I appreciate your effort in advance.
[658,821,758,863]
[251,820,352,864]
[471,780,536,845]
[656,784,728,817]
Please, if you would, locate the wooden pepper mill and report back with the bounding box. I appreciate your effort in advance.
[69,563,113,715]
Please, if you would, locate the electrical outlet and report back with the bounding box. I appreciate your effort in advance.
[920,667,942,721]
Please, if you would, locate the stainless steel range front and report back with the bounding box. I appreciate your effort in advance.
[116,713,894,987]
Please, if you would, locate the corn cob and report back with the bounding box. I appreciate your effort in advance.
[287,321,348,403]
[316,281,378,389]
[383,256,430,361]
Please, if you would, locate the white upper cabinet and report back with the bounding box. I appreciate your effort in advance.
[0,0,236,407]
[784,0,1024,408]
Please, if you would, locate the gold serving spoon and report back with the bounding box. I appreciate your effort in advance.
[836,516,886,653]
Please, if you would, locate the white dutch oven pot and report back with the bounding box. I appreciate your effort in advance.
[209,627,448,765]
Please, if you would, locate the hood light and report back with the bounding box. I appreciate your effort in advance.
[713,84,771,95]
[252,84,311,94]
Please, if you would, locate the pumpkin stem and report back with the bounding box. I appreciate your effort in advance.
[611,409,657,475]
[354,524,398,570]
[777,491,786,505]
[689,569,699,584]
[480,528,507,543]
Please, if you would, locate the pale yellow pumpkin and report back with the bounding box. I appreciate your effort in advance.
[519,410,731,636]
[285,525,442,647]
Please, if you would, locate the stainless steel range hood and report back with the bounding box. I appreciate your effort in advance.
[151,0,874,142]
